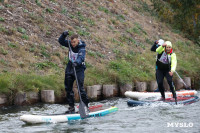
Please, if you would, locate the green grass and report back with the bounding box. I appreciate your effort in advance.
[33,61,59,70]
[69,14,75,19]
[77,11,85,21]
[17,27,26,34]
[21,0,26,4]
[77,28,90,36]
[46,8,54,13]
[21,34,29,40]
[87,19,95,26]
[0,73,12,94]
[87,50,105,58]
[108,60,152,84]
[35,0,41,6]
[0,59,8,65]
[61,7,67,14]
[8,42,17,48]
[98,6,110,14]
[0,17,4,22]
[49,0,56,3]
[174,41,200,77]
[126,23,147,36]
[85,67,114,86]
[29,47,35,52]
[23,9,29,13]
[0,73,64,95]
[85,51,156,85]
[5,4,13,8]
[0,47,8,55]
[116,14,126,22]
[0,24,8,34]
[96,52,105,58]
[88,50,96,58]
[29,13,44,24]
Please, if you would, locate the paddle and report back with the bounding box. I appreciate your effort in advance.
[67,36,89,119]
[175,71,191,90]
[166,46,177,105]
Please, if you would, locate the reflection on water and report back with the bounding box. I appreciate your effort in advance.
[0,92,200,133]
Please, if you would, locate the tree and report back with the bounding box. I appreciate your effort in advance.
[151,0,200,43]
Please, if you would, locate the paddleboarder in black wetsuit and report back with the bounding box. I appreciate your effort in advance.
[156,41,177,101]
[58,31,89,114]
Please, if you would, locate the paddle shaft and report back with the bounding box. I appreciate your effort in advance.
[67,36,88,118]
[166,47,177,105]
[175,71,191,90]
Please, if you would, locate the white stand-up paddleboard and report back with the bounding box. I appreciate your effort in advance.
[125,90,197,100]
[20,106,118,124]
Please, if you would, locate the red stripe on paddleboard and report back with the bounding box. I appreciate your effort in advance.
[77,104,103,110]
[163,97,194,102]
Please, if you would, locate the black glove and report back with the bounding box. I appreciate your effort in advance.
[72,62,77,67]
[63,30,69,36]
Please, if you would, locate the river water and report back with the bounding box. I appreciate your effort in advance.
[0,91,200,133]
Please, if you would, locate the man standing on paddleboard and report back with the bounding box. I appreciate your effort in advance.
[58,31,89,114]
[151,39,164,92]
[156,41,177,101]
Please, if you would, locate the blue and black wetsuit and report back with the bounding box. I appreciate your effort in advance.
[58,34,89,108]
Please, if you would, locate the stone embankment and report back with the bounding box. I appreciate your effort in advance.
[0,77,195,106]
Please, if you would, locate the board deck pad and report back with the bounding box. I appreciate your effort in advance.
[46,104,103,116]
[159,97,195,102]
[77,104,103,112]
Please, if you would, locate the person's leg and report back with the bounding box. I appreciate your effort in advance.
[156,69,165,99]
[64,72,75,111]
[76,68,89,107]
[154,67,159,92]
[166,72,176,99]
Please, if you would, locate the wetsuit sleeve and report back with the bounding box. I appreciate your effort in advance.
[151,42,158,52]
[58,34,69,47]
[156,45,164,54]
[171,53,177,72]
[74,48,86,65]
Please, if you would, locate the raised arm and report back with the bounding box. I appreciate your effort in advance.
[156,45,164,54]
[58,33,70,47]
[151,41,158,52]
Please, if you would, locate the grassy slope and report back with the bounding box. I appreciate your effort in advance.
[0,0,199,95]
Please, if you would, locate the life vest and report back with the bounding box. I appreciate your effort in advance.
[69,50,78,63]
[68,40,85,65]
[156,50,172,71]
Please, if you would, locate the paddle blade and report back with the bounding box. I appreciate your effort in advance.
[79,101,89,119]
